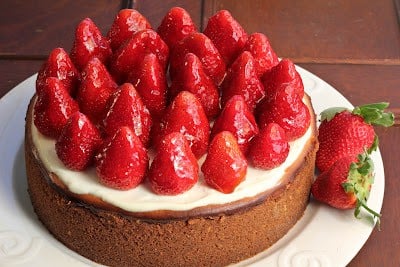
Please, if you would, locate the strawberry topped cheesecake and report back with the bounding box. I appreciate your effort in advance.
[25,7,318,267]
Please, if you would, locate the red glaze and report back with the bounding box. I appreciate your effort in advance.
[248,123,289,170]
[157,7,197,49]
[155,91,210,158]
[169,32,226,85]
[55,112,102,170]
[201,131,247,194]
[70,18,112,70]
[34,77,79,138]
[203,10,248,66]
[220,51,265,111]
[76,58,118,125]
[36,47,80,96]
[148,132,199,195]
[96,126,148,190]
[101,83,152,147]
[110,29,169,83]
[243,33,279,77]
[170,53,220,118]
[128,53,167,120]
[107,9,152,51]
[211,95,258,155]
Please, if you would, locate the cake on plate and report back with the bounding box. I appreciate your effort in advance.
[25,7,318,266]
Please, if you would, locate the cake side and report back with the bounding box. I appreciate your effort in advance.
[25,94,318,266]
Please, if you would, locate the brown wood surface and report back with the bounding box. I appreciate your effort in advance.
[1,0,399,266]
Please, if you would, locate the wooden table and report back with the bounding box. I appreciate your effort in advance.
[1,1,399,266]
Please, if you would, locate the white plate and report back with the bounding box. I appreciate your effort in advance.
[0,68,384,267]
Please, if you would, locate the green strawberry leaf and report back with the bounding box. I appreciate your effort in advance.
[352,102,394,127]
[320,107,348,122]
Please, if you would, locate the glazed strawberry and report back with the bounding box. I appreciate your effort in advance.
[203,10,247,66]
[155,91,210,158]
[96,126,148,190]
[110,29,169,83]
[316,103,394,172]
[243,33,279,77]
[211,95,258,154]
[169,32,226,85]
[201,131,247,194]
[36,47,80,96]
[107,9,152,51]
[34,77,79,138]
[170,53,220,118]
[157,7,197,49]
[261,59,304,100]
[76,58,118,124]
[55,112,102,170]
[70,18,112,70]
[127,53,167,120]
[101,83,152,147]
[257,84,310,141]
[148,132,198,195]
[312,153,381,221]
[247,123,289,169]
[220,51,264,111]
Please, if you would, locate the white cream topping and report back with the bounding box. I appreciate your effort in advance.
[31,106,313,212]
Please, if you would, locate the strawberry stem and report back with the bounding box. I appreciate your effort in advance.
[352,102,394,127]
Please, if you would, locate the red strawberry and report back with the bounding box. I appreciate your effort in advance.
[127,53,167,120]
[55,112,102,170]
[36,47,80,96]
[311,153,381,221]
[201,131,247,194]
[101,83,152,147]
[107,9,152,51]
[316,103,394,172]
[170,53,220,118]
[95,126,148,190]
[211,95,258,155]
[220,51,264,111]
[76,58,118,124]
[169,32,226,85]
[257,84,310,141]
[203,10,247,66]
[148,132,199,195]
[110,29,169,83]
[261,59,304,100]
[247,123,289,169]
[34,77,79,138]
[157,7,197,49]
[70,18,112,70]
[156,91,210,158]
[243,33,279,77]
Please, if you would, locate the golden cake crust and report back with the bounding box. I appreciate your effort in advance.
[25,95,318,266]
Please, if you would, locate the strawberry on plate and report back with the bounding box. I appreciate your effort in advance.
[55,112,102,170]
[34,77,79,138]
[107,9,152,51]
[203,9,248,66]
[96,126,148,190]
[148,132,199,195]
[36,47,80,96]
[70,18,112,70]
[201,131,247,194]
[157,7,197,49]
[76,57,118,125]
[247,122,289,170]
[316,102,394,173]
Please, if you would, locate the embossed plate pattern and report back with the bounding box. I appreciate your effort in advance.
[0,66,384,267]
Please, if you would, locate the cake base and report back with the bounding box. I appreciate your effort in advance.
[25,97,318,267]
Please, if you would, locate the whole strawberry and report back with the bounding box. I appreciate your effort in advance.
[95,126,148,190]
[56,112,102,170]
[201,131,247,194]
[316,103,394,173]
[148,132,199,195]
[312,152,381,221]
